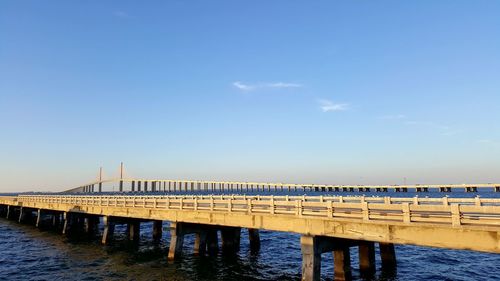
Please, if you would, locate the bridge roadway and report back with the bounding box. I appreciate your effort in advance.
[1,193,499,280]
[70,178,500,193]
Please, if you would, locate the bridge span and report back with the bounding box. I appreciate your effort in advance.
[1,193,499,281]
[70,177,500,193]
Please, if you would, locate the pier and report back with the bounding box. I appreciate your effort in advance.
[1,181,499,281]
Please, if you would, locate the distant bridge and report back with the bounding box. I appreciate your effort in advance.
[69,178,500,193]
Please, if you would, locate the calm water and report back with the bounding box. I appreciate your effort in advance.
[1,191,499,281]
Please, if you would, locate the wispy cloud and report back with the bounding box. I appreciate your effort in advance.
[477,139,500,145]
[113,11,132,19]
[403,120,462,136]
[379,114,406,120]
[317,99,349,112]
[232,81,302,91]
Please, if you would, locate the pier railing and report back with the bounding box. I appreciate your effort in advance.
[4,195,500,227]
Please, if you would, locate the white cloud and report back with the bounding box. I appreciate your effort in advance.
[380,114,406,120]
[477,139,499,144]
[317,99,349,112]
[232,81,302,91]
[404,120,462,136]
[113,11,132,18]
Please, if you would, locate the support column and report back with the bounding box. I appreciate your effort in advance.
[221,227,241,253]
[168,222,185,261]
[194,232,208,255]
[102,216,115,245]
[248,229,261,252]
[301,236,321,281]
[358,241,375,276]
[84,216,98,236]
[206,229,219,255]
[380,243,397,270]
[127,220,141,242]
[36,209,43,228]
[5,205,11,219]
[18,207,26,223]
[152,220,163,241]
[62,212,70,235]
[333,248,352,281]
[52,213,60,228]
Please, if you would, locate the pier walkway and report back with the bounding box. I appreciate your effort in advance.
[1,192,499,281]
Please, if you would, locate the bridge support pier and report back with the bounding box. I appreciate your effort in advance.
[495,186,500,192]
[206,228,219,255]
[52,213,61,228]
[168,222,185,261]
[6,205,12,219]
[152,220,163,241]
[62,212,70,235]
[248,229,261,252]
[379,243,397,270]
[194,232,208,255]
[300,235,354,281]
[221,226,241,254]
[83,216,99,236]
[126,220,141,242]
[36,209,44,228]
[358,241,375,277]
[102,216,115,244]
[18,207,31,223]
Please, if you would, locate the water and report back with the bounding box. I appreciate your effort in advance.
[1,191,499,281]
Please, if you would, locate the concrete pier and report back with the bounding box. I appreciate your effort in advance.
[221,226,241,253]
[168,222,185,261]
[358,241,376,276]
[300,236,356,281]
[101,216,115,244]
[152,220,163,241]
[126,219,141,242]
[248,229,261,251]
[380,243,397,270]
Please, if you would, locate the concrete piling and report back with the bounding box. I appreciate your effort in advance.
[248,229,261,251]
[152,220,163,241]
[102,216,115,244]
[168,222,184,261]
[300,236,355,281]
[379,243,397,270]
[126,220,141,242]
[358,241,376,276]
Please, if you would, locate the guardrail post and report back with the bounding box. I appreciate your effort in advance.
[362,202,369,221]
[402,203,410,223]
[451,204,461,226]
[475,196,482,206]
[327,201,333,218]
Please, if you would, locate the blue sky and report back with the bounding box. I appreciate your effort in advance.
[1,1,499,191]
